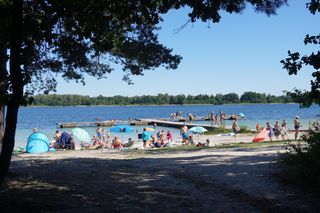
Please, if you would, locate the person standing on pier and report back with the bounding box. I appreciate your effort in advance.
[210,111,215,126]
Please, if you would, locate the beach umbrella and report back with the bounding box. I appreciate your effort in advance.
[71,128,91,143]
[110,125,134,133]
[188,126,208,143]
[188,126,208,134]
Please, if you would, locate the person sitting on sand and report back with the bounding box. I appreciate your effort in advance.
[186,135,194,145]
[149,135,156,147]
[112,136,123,149]
[89,135,103,149]
[56,131,75,150]
[196,139,210,147]
[149,135,162,148]
[123,138,134,147]
[159,130,165,144]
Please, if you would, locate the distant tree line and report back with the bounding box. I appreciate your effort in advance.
[31,92,293,106]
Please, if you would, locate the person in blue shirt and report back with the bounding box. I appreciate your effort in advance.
[142,128,151,148]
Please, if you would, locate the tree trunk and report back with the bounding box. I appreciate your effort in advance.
[0,43,8,154]
[0,106,4,153]
[0,0,23,183]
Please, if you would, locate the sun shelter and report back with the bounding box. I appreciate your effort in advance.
[252,128,269,142]
[26,132,50,153]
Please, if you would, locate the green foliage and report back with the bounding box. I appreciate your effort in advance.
[280,124,320,191]
[238,126,254,134]
[204,125,231,135]
[240,91,267,103]
[281,2,320,108]
[32,92,292,106]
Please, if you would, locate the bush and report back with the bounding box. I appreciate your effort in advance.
[280,123,320,191]
[238,126,254,134]
[204,125,231,135]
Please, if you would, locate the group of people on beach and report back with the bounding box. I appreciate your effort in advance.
[255,116,302,142]
[141,128,174,148]
[42,113,308,152]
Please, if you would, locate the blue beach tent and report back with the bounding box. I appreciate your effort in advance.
[26,132,50,154]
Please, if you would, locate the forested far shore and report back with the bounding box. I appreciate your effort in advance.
[31,92,293,106]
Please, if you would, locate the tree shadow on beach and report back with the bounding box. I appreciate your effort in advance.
[0,150,319,213]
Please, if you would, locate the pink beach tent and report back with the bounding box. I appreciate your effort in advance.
[252,128,269,143]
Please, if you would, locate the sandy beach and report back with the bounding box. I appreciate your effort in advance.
[1,132,319,212]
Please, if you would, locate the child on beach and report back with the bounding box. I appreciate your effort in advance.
[166,130,173,143]
[273,121,280,140]
[266,122,273,141]
[256,123,260,132]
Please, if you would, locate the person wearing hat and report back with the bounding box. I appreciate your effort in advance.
[294,116,301,140]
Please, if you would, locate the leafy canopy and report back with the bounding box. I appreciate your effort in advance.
[281,1,320,108]
[0,0,288,99]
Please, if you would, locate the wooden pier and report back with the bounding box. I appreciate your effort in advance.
[57,120,148,128]
[137,118,226,130]
[57,118,230,130]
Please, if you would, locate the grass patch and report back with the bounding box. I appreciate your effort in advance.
[205,125,231,135]
[123,140,291,157]
[204,125,256,135]
[238,126,255,134]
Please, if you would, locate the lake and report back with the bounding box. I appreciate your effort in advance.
[15,104,319,147]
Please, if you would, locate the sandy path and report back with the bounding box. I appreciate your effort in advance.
[1,141,319,212]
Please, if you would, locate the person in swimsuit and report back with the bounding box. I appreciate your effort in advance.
[232,119,239,140]
[294,116,301,140]
[180,124,189,144]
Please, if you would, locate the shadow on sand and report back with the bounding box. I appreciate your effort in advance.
[0,149,319,212]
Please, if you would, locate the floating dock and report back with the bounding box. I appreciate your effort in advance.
[57,118,230,130]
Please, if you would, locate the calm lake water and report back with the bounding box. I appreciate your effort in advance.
[15,104,319,147]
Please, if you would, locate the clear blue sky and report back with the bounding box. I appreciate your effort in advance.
[55,1,319,97]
